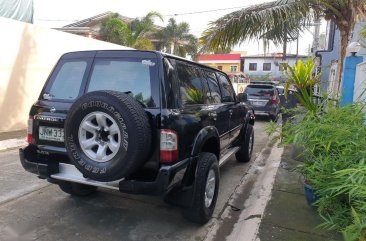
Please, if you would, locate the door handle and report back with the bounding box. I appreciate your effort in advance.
[229,110,233,115]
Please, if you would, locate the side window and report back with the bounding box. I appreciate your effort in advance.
[217,73,236,103]
[203,70,222,104]
[177,62,205,105]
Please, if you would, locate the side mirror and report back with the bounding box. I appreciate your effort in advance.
[237,93,248,102]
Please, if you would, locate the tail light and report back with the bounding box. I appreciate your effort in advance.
[160,129,179,164]
[272,95,279,105]
[27,116,34,144]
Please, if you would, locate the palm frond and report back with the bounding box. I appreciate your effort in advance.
[200,0,313,52]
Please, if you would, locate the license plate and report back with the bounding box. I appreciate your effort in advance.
[39,126,64,142]
[251,101,267,107]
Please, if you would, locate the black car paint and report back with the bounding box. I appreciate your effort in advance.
[21,50,254,196]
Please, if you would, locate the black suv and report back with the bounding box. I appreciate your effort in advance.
[20,50,255,224]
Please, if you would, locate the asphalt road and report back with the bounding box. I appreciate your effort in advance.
[0,120,269,241]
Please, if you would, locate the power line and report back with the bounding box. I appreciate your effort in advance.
[162,5,249,17]
[35,5,252,22]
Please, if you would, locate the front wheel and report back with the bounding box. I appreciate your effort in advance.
[58,182,97,196]
[235,124,254,163]
[183,152,219,224]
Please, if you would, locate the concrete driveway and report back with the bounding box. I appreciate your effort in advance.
[0,120,270,241]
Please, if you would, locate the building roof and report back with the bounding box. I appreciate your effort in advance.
[243,53,308,59]
[197,54,241,61]
[63,11,134,28]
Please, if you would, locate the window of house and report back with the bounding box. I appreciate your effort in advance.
[263,63,272,71]
[249,63,257,71]
[279,63,287,71]
[216,73,235,102]
[230,65,238,72]
[176,62,206,105]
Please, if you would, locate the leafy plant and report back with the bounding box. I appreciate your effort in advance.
[186,88,205,104]
[283,59,320,114]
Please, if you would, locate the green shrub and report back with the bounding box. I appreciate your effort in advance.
[280,103,366,241]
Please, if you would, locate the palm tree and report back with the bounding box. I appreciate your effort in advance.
[100,12,163,50]
[100,14,131,46]
[201,0,366,95]
[128,11,163,50]
[157,18,198,58]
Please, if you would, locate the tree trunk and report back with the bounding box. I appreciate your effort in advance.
[335,29,350,98]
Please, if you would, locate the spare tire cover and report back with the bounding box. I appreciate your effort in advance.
[64,90,152,181]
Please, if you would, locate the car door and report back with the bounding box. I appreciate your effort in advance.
[202,70,232,149]
[216,73,245,142]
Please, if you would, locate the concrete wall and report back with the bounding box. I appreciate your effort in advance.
[0,17,130,132]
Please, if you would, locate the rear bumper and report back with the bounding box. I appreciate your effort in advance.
[19,145,192,196]
[252,106,278,117]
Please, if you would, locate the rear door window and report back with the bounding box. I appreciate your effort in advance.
[202,70,222,104]
[245,85,274,97]
[87,58,158,107]
[46,60,88,100]
[216,73,236,102]
[176,62,206,105]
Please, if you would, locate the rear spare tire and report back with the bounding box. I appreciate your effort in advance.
[64,91,151,182]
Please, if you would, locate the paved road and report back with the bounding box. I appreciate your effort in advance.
[0,120,269,241]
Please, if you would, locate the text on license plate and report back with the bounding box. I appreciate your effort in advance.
[251,101,267,106]
[39,126,64,142]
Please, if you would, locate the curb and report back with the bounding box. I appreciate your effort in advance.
[204,140,284,241]
[0,138,27,152]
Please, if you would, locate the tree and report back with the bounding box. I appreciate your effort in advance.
[157,18,198,58]
[201,0,366,95]
[100,12,163,50]
[128,11,163,50]
[100,14,131,45]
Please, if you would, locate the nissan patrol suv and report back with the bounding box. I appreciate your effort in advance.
[20,50,255,224]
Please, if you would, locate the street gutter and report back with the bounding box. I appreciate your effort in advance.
[205,140,284,241]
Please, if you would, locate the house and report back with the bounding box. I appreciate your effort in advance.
[241,53,307,82]
[197,54,241,73]
[54,11,163,48]
[54,12,133,40]
[315,21,366,94]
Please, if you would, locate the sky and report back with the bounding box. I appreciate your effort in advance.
[33,0,325,56]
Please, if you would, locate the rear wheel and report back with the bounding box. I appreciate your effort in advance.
[236,125,254,163]
[58,182,97,196]
[183,152,219,224]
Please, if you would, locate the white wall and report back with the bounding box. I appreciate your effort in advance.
[354,62,366,102]
[0,17,130,132]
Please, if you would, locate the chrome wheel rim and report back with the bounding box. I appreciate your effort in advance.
[78,111,121,163]
[205,169,216,208]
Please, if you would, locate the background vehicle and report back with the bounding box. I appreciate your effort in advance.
[20,50,255,224]
[244,83,280,121]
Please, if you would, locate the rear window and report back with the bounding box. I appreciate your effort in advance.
[87,59,157,107]
[245,85,274,97]
[44,58,158,107]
